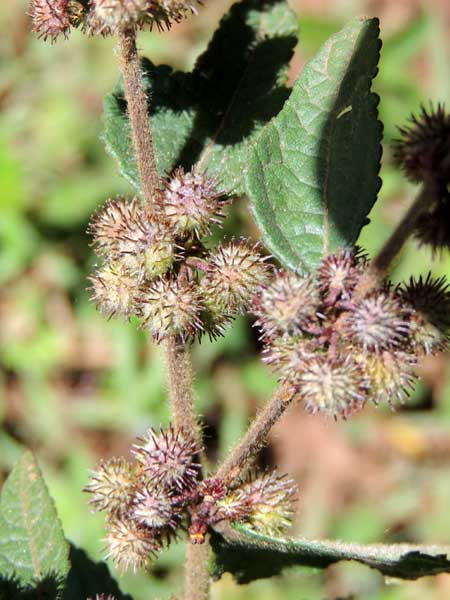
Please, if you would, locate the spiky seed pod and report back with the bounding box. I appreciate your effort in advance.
[132,426,201,492]
[139,276,203,342]
[393,104,450,184]
[398,274,450,354]
[29,0,73,42]
[341,291,411,352]
[233,472,297,536]
[132,487,178,530]
[88,197,141,257]
[86,0,198,36]
[215,488,252,523]
[262,336,319,382]
[318,248,367,306]
[199,240,271,318]
[413,195,450,254]
[89,260,141,320]
[88,595,117,600]
[299,355,368,419]
[89,198,176,278]
[84,457,137,515]
[104,517,160,573]
[162,168,228,238]
[253,270,319,339]
[357,350,417,407]
[200,309,234,341]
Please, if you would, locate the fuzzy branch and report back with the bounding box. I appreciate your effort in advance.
[216,382,296,483]
[355,181,437,298]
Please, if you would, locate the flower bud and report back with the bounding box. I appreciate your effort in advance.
[84,457,137,515]
[89,260,141,320]
[163,168,228,239]
[132,425,201,492]
[139,276,203,342]
[200,240,271,317]
[104,517,160,573]
[254,270,319,339]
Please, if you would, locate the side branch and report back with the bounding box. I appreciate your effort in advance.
[216,382,296,482]
[355,182,436,299]
[118,29,160,215]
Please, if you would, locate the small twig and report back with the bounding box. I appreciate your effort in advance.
[354,182,436,299]
[215,382,296,483]
[118,29,161,215]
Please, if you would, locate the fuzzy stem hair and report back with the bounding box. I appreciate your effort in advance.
[118,29,160,215]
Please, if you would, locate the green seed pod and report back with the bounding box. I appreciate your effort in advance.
[200,239,271,317]
[89,260,141,320]
[139,276,203,342]
[231,472,298,537]
[84,457,137,515]
[104,517,160,573]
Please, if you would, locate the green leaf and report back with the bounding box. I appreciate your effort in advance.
[211,525,450,584]
[0,451,70,596]
[64,546,133,600]
[247,17,382,272]
[103,0,298,194]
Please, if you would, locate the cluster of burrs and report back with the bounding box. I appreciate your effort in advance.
[87,167,270,342]
[29,0,200,42]
[253,249,450,419]
[85,424,297,572]
[394,103,450,253]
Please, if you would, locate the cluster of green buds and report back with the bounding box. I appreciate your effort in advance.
[85,424,297,572]
[29,0,200,42]
[253,249,450,419]
[88,168,271,342]
[394,104,450,253]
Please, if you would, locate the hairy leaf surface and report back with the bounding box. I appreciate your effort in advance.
[211,525,450,584]
[103,0,298,194]
[247,17,382,271]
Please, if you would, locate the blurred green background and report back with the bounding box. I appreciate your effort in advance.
[1,1,450,598]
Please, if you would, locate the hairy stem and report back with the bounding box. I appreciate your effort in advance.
[163,336,209,598]
[355,182,436,298]
[118,29,160,215]
[163,336,200,437]
[216,382,295,482]
[186,538,211,600]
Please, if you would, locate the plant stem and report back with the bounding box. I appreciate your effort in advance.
[163,336,200,438]
[355,182,436,298]
[117,28,209,598]
[118,29,160,215]
[185,538,211,600]
[216,382,295,483]
[163,336,209,598]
